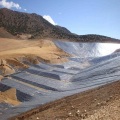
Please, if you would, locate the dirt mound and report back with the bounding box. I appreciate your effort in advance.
[0,38,69,77]
[11,81,120,120]
[0,75,3,81]
[0,59,15,76]
[0,88,21,106]
[0,64,15,76]
[6,58,29,70]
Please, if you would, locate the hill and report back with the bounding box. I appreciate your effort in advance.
[0,8,71,39]
[0,8,120,43]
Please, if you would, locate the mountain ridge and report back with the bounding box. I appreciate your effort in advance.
[0,8,120,43]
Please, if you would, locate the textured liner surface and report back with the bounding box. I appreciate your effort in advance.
[1,55,120,120]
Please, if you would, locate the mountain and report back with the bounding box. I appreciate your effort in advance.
[55,25,71,34]
[0,8,72,39]
[0,8,120,43]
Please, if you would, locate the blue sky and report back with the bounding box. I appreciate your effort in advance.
[0,0,120,39]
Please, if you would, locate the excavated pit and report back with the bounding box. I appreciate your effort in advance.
[0,41,120,120]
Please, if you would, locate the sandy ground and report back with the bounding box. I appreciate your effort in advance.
[0,88,21,106]
[85,99,120,120]
[10,81,120,120]
[0,38,69,106]
[0,38,69,76]
[0,75,3,81]
[0,38,69,63]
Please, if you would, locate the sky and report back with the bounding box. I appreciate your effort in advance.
[0,0,120,39]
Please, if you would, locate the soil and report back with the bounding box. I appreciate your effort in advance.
[0,88,21,106]
[9,81,120,120]
[0,37,70,106]
[0,75,3,81]
[0,38,69,76]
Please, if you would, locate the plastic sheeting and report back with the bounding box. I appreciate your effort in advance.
[0,41,120,120]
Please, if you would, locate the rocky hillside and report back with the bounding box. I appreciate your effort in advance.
[55,25,71,34]
[0,8,120,43]
[0,8,71,39]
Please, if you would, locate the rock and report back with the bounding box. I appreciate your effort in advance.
[84,110,87,112]
[68,112,73,117]
[102,101,106,105]
[76,110,80,116]
[97,102,101,106]
[110,96,113,99]
[81,114,86,119]
[106,98,110,102]
[66,118,69,120]
[71,105,74,109]
[77,110,80,113]
[94,99,97,101]
[36,117,39,119]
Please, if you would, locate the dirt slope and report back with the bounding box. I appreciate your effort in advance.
[10,81,120,120]
[0,37,69,106]
[0,27,15,39]
[85,99,120,120]
[0,38,69,77]
[0,75,3,81]
[0,88,21,106]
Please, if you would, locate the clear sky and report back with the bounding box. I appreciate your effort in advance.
[0,0,120,39]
